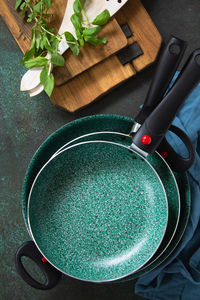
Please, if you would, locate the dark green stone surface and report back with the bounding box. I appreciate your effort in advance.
[1,0,199,298]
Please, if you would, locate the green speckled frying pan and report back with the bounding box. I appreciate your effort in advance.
[26,139,168,283]
[50,131,181,272]
[16,115,190,289]
[40,132,190,283]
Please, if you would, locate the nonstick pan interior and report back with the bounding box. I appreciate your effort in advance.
[22,115,190,281]
[28,141,168,282]
[49,131,181,272]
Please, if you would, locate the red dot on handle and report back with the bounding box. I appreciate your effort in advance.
[161,151,168,158]
[141,135,152,145]
[42,257,47,263]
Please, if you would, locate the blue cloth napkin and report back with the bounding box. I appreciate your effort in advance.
[135,72,200,300]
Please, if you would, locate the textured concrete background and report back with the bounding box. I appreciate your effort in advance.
[1,0,200,299]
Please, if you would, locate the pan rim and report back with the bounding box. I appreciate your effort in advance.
[27,140,169,283]
[138,150,180,270]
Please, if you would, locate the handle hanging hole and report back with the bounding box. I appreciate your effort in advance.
[169,44,181,55]
[21,256,46,284]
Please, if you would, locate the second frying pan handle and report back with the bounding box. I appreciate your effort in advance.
[157,125,195,172]
[131,35,187,132]
[15,241,62,290]
[132,49,200,154]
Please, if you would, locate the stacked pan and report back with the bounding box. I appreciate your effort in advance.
[16,36,200,289]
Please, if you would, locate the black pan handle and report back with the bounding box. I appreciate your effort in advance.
[131,35,187,131]
[132,49,200,154]
[15,241,62,290]
[157,125,195,172]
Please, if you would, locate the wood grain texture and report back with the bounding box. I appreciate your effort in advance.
[115,0,162,72]
[0,0,161,113]
[51,56,135,112]
[54,17,128,85]
[0,0,31,52]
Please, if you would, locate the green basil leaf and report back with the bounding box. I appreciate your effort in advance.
[76,29,84,47]
[20,2,26,10]
[20,47,35,64]
[49,34,58,43]
[73,0,82,15]
[79,0,86,9]
[29,12,37,20]
[83,26,101,37]
[50,53,65,66]
[27,17,32,23]
[43,39,50,51]
[70,43,80,56]
[64,32,75,42]
[64,32,80,56]
[92,9,110,25]
[43,33,52,51]
[40,67,54,97]
[51,39,60,52]
[35,30,42,50]
[45,73,54,97]
[44,0,51,10]
[15,0,22,10]
[71,13,82,31]
[84,36,107,45]
[31,29,36,48]
[40,39,44,50]
[40,66,48,86]
[24,57,48,69]
[73,0,86,15]
[21,6,26,16]
[33,1,43,13]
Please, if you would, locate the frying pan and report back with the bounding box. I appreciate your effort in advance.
[16,49,200,286]
[28,139,169,280]
[16,117,191,288]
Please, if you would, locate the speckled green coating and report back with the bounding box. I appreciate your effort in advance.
[22,115,190,281]
[23,115,137,225]
[28,141,168,282]
[54,132,181,272]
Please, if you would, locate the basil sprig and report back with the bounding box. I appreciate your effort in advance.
[16,0,110,97]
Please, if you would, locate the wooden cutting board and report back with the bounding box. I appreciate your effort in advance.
[0,0,162,112]
[54,18,128,85]
[1,0,128,82]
